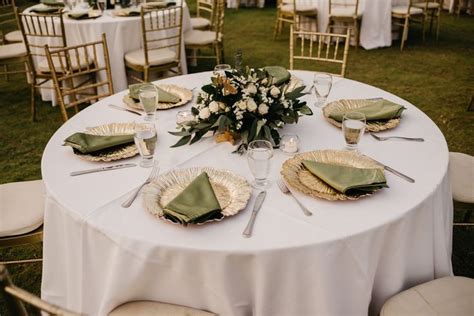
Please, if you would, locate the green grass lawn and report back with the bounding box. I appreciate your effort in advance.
[0,1,473,314]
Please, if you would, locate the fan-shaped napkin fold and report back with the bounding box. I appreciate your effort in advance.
[264,66,291,86]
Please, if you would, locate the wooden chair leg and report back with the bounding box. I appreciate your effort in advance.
[436,13,440,41]
[30,82,36,122]
[273,15,280,39]
[400,17,409,51]
[421,15,426,43]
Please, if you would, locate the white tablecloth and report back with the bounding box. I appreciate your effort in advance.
[41,70,453,315]
[27,4,191,102]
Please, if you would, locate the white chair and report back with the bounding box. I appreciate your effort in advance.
[327,0,362,48]
[0,180,44,265]
[191,0,214,30]
[274,0,318,39]
[381,276,474,315]
[412,0,442,41]
[391,0,426,51]
[109,301,217,316]
[449,152,474,225]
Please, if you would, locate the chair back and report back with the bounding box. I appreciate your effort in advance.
[0,264,79,316]
[140,5,183,68]
[17,9,66,76]
[45,33,114,122]
[329,0,360,16]
[0,0,18,44]
[210,0,225,40]
[196,0,214,24]
[289,26,351,77]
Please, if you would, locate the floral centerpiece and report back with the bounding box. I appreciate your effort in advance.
[170,67,312,153]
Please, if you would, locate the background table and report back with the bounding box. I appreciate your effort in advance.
[27,4,192,102]
[41,70,453,315]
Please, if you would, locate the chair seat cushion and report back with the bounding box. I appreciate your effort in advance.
[0,180,44,238]
[108,301,217,316]
[37,55,93,73]
[329,6,363,18]
[0,43,26,60]
[412,2,440,9]
[449,152,474,203]
[191,17,210,29]
[281,3,317,13]
[392,5,424,15]
[124,48,177,67]
[5,30,23,43]
[381,276,474,316]
[184,30,221,45]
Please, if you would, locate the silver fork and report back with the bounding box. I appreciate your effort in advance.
[121,162,160,208]
[277,178,312,216]
[370,133,424,142]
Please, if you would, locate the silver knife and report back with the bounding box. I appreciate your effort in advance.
[108,104,142,116]
[242,191,267,238]
[368,157,415,183]
[70,163,137,176]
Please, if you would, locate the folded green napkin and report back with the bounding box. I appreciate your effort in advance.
[329,99,406,122]
[41,0,65,7]
[64,132,134,154]
[163,172,223,224]
[129,83,180,103]
[30,4,62,13]
[302,160,388,195]
[264,66,291,86]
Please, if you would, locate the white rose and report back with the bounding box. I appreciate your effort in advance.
[258,103,269,115]
[225,107,231,112]
[199,108,211,119]
[209,101,219,113]
[237,100,247,111]
[270,87,280,98]
[246,84,257,95]
[218,101,226,110]
[247,98,257,112]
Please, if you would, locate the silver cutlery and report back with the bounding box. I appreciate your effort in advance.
[366,156,415,183]
[121,162,160,208]
[370,133,424,142]
[277,178,312,216]
[70,163,136,176]
[242,191,266,238]
[108,104,142,116]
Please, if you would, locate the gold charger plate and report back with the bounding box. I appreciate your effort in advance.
[123,84,193,111]
[281,150,384,201]
[143,167,252,225]
[74,122,139,162]
[322,99,401,132]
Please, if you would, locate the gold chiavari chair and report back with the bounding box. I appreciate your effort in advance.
[273,0,318,39]
[125,5,183,83]
[0,0,22,44]
[191,0,214,30]
[327,0,362,48]
[0,265,79,316]
[289,26,351,77]
[45,33,114,122]
[391,0,426,51]
[17,9,67,121]
[412,0,442,40]
[0,180,44,266]
[184,0,225,65]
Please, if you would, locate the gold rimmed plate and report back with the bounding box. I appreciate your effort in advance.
[281,150,384,201]
[322,99,401,132]
[74,122,139,162]
[143,167,252,225]
[123,84,193,111]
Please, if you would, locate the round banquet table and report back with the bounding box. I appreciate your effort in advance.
[25,3,192,102]
[41,70,453,316]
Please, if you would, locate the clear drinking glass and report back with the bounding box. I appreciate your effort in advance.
[65,0,77,10]
[342,112,366,151]
[139,84,159,121]
[134,123,157,168]
[313,73,333,108]
[213,64,232,76]
[176,110,197,127]
[247,140,274,189]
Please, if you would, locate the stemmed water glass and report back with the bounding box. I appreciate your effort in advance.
[139,84,159,121]
[342,112,366,151]
[134,123,157,168]
[213,64,231,77]
[247,140,274,189]
[313,73,333,108]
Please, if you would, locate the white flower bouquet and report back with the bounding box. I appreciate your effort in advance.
[170,67,312,153]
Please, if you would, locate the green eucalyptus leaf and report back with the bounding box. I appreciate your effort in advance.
[170,135,192,148]
[168,130,192,136]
